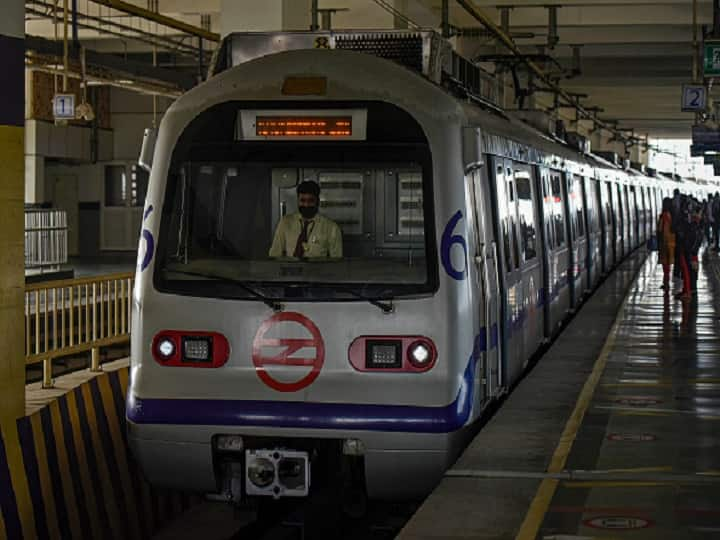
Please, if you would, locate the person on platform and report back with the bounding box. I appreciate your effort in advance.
[676,200,704,300]
[657,197,676,291]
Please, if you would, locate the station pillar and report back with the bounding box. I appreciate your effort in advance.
[0,0,25,427]
[220,0,311,37]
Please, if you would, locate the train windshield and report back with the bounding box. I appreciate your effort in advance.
[155,101,438,301]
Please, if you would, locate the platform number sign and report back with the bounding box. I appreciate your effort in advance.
[53,94,76,119]
[681,85,707,112]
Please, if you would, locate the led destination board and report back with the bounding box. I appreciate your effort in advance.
[239,109,367,141]
[256,116,352,137]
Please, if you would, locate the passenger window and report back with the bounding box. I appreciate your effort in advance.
[515,171,537,261]
[551,172,566,247]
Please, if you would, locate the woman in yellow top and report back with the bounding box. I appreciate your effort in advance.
[657,197,676,290]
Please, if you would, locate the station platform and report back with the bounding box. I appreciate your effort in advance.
[399,250,720,539]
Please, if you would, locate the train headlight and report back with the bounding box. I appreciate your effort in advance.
[157,338,175,359]
[247,457,275,488]
[407,340,435,369]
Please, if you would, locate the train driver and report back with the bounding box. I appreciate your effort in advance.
[268,180,343,259]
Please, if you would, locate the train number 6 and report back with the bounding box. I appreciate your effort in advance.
[441,210,468,281]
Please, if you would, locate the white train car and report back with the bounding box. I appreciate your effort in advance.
[127,30,672,505]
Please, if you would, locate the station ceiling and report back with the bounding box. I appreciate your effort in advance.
[24,0,710,139]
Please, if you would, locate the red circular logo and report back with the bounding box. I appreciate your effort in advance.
[252,312,325,392]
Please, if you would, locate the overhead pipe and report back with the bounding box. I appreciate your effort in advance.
[27,1,203,57]
[453,0,636,149]
[87,0,220,42]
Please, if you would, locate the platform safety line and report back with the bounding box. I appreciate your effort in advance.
[515,276,630,540]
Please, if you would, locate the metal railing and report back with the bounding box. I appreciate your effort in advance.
[25,209,68,272]
[25,272,135,387]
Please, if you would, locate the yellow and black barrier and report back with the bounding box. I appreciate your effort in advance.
[0,368,201,540]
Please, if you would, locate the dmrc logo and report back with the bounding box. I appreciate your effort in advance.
[252,312,325,392]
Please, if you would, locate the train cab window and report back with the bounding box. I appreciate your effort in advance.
[155,100,438,301]
[551,172,566,247]
[571,175,585,238]
[514,170,537,261]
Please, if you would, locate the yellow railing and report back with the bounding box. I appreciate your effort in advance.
[25,272,135,388]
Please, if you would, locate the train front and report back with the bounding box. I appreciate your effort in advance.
[127,37,476,503]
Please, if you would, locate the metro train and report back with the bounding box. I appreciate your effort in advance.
[127,30,706,505]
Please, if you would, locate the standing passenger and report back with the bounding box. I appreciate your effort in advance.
[657,198,675,291]
[676,201,703,300]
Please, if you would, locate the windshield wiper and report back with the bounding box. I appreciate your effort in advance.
[166,268,283,312]
[338,288,395,314]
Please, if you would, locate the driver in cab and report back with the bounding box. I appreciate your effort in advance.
[269,180,343,259]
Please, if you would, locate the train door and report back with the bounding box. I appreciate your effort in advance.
[537,167,554,340]
[468,164,502,399]
[594,179,608,274]
[583,177,599,289]
[512,163,543,364]
[634,186,644,244]
[549,170,571,330]
[563,173,579,308]
[608,181,620,263]
[569,175,588,299]
[615,183,625,257]
[490,158,523,383]
[624,185,634,250]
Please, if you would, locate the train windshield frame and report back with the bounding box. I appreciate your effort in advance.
[154,101,439,302]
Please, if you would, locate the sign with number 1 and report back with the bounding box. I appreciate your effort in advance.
[53,94,76,119]
[681,84,707,112]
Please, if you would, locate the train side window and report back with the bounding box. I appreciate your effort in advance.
[551,172,566,247]
[514,171,537,261]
